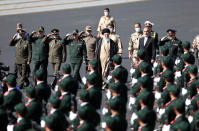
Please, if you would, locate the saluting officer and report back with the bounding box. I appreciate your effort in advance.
[9,29,32,88]
[43,29,66,86]
[63,29,87,83]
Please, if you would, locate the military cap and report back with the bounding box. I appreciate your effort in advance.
[108,82,120,93]
[108,98,121,111]
[187,64,198,74]
[17,23,22,27]
[162,56,174,69]
[102,28,110,34]
[51,28,59,34]
[72,29,79,35]
[138,91,151,105]
[168,85,180,97]
[79,89,89,102]
[14,103,27,117]
[58,79,70,92]
[167,29,176,33]
[25,85,35,98]
[18,29,26,34]
[144,20,154,26]
[182,41,190,50]
[61,63,71,73]
[162,70,174,82]
[85,26,92,31]
[38,26,44,32]
[86,74,96,85]
[49,96,60,108]
[0,93,3,105]
[137,49,145,59]
[139,62,151,73]
[112,54,122,65]
[78,107,87,120]
[160,45,169,56]
[181,53,195,64]
[34,68,44,80]
[88,59,97,69]
[105,117,118,130]
[5,74,16,87]
[112,69,122,79]
[174,99,185,114]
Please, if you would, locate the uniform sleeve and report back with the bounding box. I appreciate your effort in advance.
[28,33,37,43]
[62,43,66,63]
[116,35,123,54]
[28,42,32,63]
[9,38,18,46]
[62,36,71,45]
[42,36,53,44]
[112,17,116,32]
[82,41,87,61]
[191,36,198,52]
[97,17,103,32]
[128,35,133,51]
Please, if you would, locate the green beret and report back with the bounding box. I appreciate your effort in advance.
[88,59,97,69]
[49,96,60,108]
[25,85,35,98]
[61,63,71,73]
[168,85,180,97]
[137,109,150,123]
[34,68,44,80]
[72,29,79,35]
[112,54,122,64]
[38,26,44,32]
[182,41,190,50]
[108,83,120,93]
[51,28,59,34]
[187,65,198,74]
[79,89,89,102]
[108,98,121,111]
[174,99,185,114]
[86,74,95,85]
[159,45,169,56]
[181,53,195,64]
[5,74,16,87]
[78,107,87,120]
[14,103,27,117]
[138,91,151,105]
[137,49,145,59]
[138,77,149,88]
[58,79,70,92]
[162,56,174,69]
[139,62,151,73]
[162,70,174,82]
[112,69,122,79]
[0,93,4,105]
[43,116,56,129]
[105,117,118,130]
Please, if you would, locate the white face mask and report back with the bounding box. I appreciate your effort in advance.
[104,12,109,16]
[135,28,141,33]
[109,28,113,33]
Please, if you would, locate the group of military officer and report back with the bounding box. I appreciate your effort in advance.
[1,7,199,131]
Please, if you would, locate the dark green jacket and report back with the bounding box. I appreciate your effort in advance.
[0,106,8,131]
[76,121,96,131]
[87,86,102,110]
[13,118,32,131]
[59,93,71,116]
[35,82,51,102]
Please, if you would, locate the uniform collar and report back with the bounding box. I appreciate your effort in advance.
[63,74,70,78]
[17,117,22,123]
[141,74,147,77]
[37,81,44,85]
[89,71,94,75]
[50,109,57,114]
[8,88,15,91]
[81,102,88,107]
[87,85,94,90]
[115,65,121,69]
[61,92,68,96]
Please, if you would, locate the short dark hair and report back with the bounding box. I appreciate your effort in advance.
[104,8,110,12]
[135,22,141,27]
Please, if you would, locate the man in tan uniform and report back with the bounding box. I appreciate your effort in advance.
[97,8,116,38]
[108,24,123,55]
[128,23,143,65]
[43,29,66,86]
[82,26,98,73]
[191,34,199,61]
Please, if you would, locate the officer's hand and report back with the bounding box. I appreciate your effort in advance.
[83,60,87,64]
[32,31,37,34]
[129,53,132,59]
[151,59,155,64]
[79,31,85,35]
[97,32,101,38]
[27,61,30,65]
[47,34,52,37]
[13,34,17,39]
[66,34,71,37]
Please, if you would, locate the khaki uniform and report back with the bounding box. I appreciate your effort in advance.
[191,35,199,59]
[9,38,32,88]
[97,16,116,32]
[83,35,98,60]
[47,38,66,77]
[100,40,110,78]
[128,32,143,64]
[110,33,123,54]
